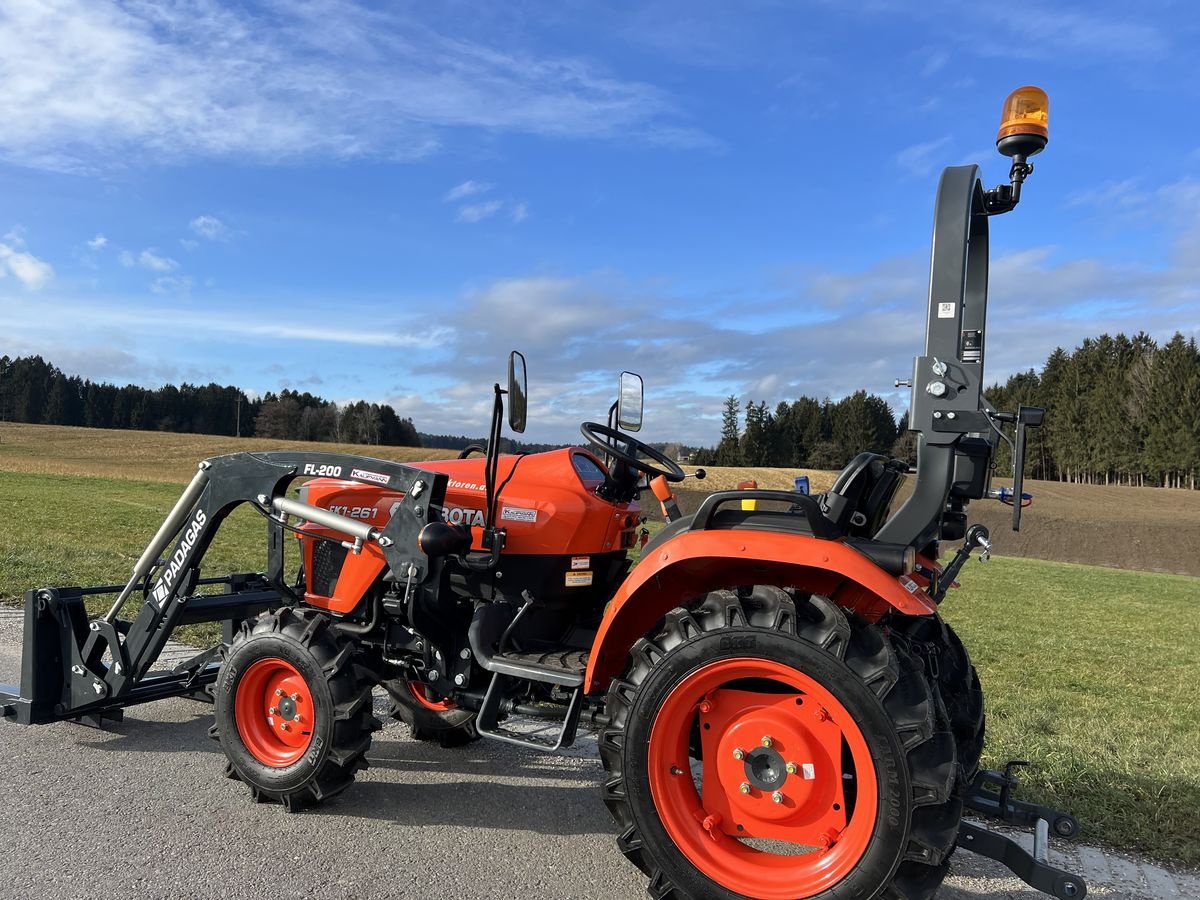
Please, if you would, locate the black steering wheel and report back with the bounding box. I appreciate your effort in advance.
[579,422,686,483]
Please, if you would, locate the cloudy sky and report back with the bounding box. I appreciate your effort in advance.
[1,1,1198,444]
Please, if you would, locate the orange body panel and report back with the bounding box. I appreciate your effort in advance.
[419,449,639,556]
[297,447,639,613]
[583,529,937,693]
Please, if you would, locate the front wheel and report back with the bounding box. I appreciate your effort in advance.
[600,588,961,900]
[213,607,379,811]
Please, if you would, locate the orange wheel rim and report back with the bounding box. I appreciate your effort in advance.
[235,658,316,766]
[648,657,879,899]
[408,680,457,712]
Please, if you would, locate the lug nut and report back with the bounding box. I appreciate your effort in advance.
[281,723,291,732]
[785,762,798,775]
[268,706,278,715]
[772,791,785,804]
[760,735,773,748]
[290,692,301,702]
[294,714,303,724]
[732,748,745,761]
[274,688,284,697]
[739,782,752,795]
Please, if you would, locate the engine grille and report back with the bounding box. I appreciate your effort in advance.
[311,541,348,597]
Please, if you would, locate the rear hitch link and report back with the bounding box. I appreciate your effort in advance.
[959,759,1087,898]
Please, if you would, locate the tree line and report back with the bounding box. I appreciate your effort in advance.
[0,355,419,446]
[691,331,1200,489]
[987,332,1199,489]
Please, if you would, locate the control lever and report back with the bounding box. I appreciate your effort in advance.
[929,525,990,604]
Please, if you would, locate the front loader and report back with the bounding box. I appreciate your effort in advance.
[3,87,1086,899]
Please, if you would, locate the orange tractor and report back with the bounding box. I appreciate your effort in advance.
[2,88,1084,899]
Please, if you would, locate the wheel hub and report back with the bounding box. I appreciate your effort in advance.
[234,657,315,767]
[745,746,786,791]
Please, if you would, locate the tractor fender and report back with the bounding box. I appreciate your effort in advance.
[584,529,936,694]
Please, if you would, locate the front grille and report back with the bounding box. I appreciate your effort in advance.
[311,542,348,596]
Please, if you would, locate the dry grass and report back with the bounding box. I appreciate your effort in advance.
[0,422,460,484]
[681,464,835,493]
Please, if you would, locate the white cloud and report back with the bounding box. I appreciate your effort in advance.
[189,215,228,240]
[86,233,108,250]
[0,240,54,290]
[511,202,529,223]
[895,137,952,177]
[444,180,492,202]
[150,275,193,296]
[0,1,708,173]
[457,200,503,223]
[180,238,199,251]
[138,249,177,272]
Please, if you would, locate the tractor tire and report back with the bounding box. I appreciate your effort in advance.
[213,607,379,811]
[896,615,985,785]
[600,587,960,900]
[382,678,479,748]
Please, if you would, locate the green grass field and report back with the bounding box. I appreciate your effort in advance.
[1,467,1198,865]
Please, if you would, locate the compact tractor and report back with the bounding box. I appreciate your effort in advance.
[2,88,1086,899]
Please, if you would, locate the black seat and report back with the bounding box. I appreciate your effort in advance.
[819,452,909,538]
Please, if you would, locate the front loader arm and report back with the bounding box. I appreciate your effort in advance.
[2,451,447,725]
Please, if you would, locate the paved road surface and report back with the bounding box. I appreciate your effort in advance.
[0,610,1194,900]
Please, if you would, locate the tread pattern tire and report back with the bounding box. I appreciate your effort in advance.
[212,607,380,811]
[600,587,961,900]
[382,679,480,748]
[895,615,985,786]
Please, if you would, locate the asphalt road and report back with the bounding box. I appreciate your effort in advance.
[0,609,1192,900]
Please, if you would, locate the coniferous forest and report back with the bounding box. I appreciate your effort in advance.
[0,355,419,446]
[691,331,1199,489]
[3,330,1198,487]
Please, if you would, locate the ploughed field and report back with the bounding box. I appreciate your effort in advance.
[1,423,1199,865]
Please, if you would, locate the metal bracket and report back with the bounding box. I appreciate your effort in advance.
[959,822,1085,898]
[959,760,1087,898]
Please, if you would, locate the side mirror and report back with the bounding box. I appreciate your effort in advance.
[507,351,527,434]
[617,371,643,433]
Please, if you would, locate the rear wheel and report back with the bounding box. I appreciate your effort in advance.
[213,607,378,811]
[600,587,960,900]
[383,678,479,747]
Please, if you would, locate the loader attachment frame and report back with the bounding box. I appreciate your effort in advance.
[1,451,448,725]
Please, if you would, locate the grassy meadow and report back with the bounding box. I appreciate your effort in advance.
[1,423,1198,864]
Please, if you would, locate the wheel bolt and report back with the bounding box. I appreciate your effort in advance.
[760,735,773,748]
[281,723,291,732]
[294,714,303,724]
[268,706,278,715]
[290,692,301,702]
[772,791,785,804]
[274,688,284,697]
[732,748,745,761]
[785,762,798,775]
[739,782,752,795]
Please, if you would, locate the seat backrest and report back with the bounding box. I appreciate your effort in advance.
[820,452,909,538]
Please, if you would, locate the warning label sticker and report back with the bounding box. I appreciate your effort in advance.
[500,506,537,524]
[571,556,590,570]
[937,301,956,319]
[565,571,593,588]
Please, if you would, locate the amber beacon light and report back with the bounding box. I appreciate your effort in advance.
[996,85,1049,158]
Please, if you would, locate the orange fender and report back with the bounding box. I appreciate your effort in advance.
[584,530,936,694]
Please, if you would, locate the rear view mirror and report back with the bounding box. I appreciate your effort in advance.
[617,371,643,433]
[507,351,527,434]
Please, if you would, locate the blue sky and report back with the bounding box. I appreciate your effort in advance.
[1,1,1198,444]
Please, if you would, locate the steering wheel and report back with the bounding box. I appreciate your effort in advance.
[579,422,686,483]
